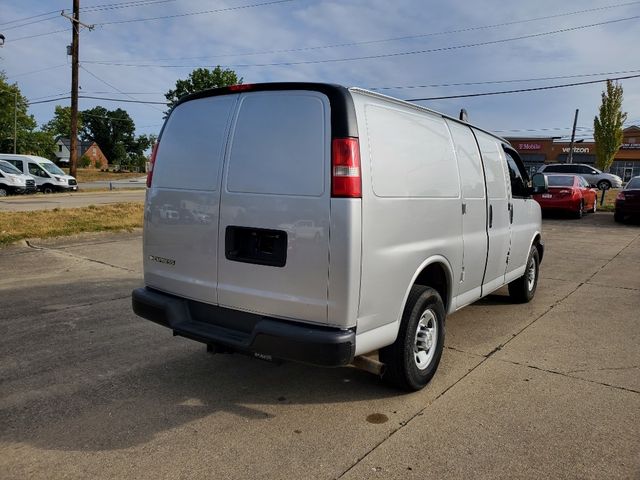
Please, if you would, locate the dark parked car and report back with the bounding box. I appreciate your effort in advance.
[614,176,640,223]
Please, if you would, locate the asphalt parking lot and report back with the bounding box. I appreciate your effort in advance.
[0,213,638,479]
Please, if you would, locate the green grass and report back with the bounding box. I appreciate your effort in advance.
[0,203,144,246]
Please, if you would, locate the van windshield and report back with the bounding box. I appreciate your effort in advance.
[0,162,22,175]
[40,162,66,176]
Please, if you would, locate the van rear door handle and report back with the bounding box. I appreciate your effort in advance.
[508,203,514,223]
[489,204,493,228]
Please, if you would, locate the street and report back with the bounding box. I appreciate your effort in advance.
[0,214,638,479]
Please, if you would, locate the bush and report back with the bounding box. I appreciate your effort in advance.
[94,159,103,170]
[79,155,91,168]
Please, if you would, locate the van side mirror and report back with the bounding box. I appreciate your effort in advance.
[529,173,548,195]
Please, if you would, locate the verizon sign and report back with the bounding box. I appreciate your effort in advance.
[562,146,591,153]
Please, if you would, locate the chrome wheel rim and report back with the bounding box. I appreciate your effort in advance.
[414,310,438,370]
[526,255,536,291]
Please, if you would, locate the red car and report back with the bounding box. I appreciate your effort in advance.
[533,174,598,218]
[614,176,640,223]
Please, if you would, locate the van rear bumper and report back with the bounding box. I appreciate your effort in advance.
[132,287,355,367]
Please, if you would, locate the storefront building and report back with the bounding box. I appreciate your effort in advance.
[506,125,640,181]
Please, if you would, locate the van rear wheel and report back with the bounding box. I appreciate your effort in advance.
[380,286,445,391]
[508,246,539,303]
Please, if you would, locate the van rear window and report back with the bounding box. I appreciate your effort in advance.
[226,93,328,197]
[152,96,236,191]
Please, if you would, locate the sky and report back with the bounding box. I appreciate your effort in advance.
[1,0,639,142]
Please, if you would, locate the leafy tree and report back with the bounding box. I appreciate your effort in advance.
[164,66,242,114]
[80,106,136,165]
[22,130,57,159]
[43,105,82,139]
[0,71,37,154]
[593,80,627,172]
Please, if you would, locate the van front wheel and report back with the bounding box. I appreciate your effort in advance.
[380,286,445,391]
[508,246,539,303]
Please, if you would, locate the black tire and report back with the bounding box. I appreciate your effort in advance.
[508,246,540,303]
[614,211,624,223]
[380,286,445,391]
[597,180,611,190]
[574,200,584,219]
[0,187,8,197]
[42,184,54,194]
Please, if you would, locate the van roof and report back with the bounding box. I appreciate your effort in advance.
[173,82,508,145]
[0,153,54,163]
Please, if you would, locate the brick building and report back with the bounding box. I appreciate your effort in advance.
[54,138,109,169]
[506,125,640,181]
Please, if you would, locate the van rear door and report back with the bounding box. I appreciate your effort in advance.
[144,94,238,304]
[217,91,332,324]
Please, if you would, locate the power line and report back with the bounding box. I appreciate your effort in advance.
[6,64,68,80]
[81,0,175,12]
[29,95,166,105]
[7,28,70,43]
[1,14,62,32]
[0,1,175,31]
[83,0,640,64]
[80,63,165,112]
[93,0,299,26]
[85,15,640,68]
[371,69,640,91]
[0,10,59,27]
[405,73,640,102]
[27,73,640,107]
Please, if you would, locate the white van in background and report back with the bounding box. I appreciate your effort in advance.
[0,160,37,196]
[132,83,547,391]
[0,154,78,193]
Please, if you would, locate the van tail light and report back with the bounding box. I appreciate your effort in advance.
[616,191,625,200]
[146,142,159,188]
[332,137,361,198]
[228,83,253,92]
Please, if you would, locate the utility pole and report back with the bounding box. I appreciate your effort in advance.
[61,2,93,177]
[567,109,579,164]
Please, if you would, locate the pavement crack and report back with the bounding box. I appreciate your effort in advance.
[25,240,139,274]
[444,346,484,358]
[496,358,640,395]
[41,294,134,314]
[566,365,640,374]
[335,356,489,480]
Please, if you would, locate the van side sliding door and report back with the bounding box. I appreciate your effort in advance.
[446,120,488,307]
[503,147,537,281]
[474,130,511,294]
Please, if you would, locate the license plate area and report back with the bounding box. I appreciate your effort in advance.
[225,226,287,267]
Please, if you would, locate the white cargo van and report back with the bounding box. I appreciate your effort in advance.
[0,154,78,193]
[132,83,546,390]
[0,160,37,195]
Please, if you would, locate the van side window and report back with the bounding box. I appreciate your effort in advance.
[504,150,528,198]
[6,160,22,171]
[29,163,49,178]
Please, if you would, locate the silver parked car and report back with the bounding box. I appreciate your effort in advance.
[537,163,622,189]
